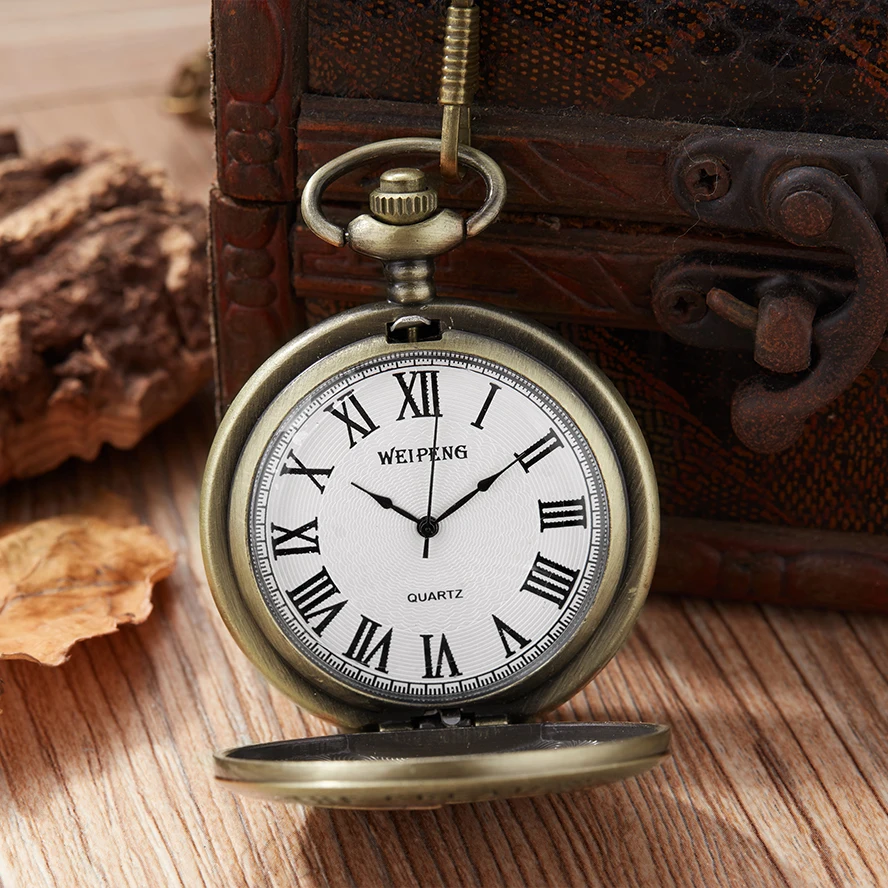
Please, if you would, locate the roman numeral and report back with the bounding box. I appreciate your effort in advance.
[492,615,531,658]
[344,616,393,673]
[421,634,461,678]
[521,553,579,608]
[515,429,563,472]
[324,392,379,448]
[539,498,588,531]
[471,382,500,429]
[288,568,345,635]
[280,450,333,493]
[394,371,441,420]
[270,519,319,557]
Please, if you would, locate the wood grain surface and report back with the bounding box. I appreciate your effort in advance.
[3,392,888,888]
[2,4,888,886]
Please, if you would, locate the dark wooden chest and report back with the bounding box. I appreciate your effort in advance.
[209,0,888,609]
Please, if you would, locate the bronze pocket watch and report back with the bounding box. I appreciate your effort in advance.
[200,133,670,808]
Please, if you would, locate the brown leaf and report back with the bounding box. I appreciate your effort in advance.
[0,497,175,665]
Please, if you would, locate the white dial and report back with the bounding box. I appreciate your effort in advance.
[247,349,613,705]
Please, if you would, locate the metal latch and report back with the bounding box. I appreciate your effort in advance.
[653,129,888,453]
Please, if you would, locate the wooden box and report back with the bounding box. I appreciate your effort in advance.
[209,0,888,610]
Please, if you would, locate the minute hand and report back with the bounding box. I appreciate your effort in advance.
[436,457,519,523]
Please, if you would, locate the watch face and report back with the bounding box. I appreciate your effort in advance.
[246,349,614,706]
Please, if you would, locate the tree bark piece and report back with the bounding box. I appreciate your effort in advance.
[0,138,211,484]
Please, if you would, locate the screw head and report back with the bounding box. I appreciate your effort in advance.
[370,168,439,225]
[660,285,708,324]
[681,157,731,202]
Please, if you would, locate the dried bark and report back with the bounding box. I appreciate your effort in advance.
[0,135,211,483]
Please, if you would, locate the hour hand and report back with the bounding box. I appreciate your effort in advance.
[436,456,519,523]
[351,482,421,523]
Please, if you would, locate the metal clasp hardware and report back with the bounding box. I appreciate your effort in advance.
[438,0,480,183]
[706,284,817,375]
[656,130,888,453]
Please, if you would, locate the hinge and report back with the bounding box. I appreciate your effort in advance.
[376,709,510,732]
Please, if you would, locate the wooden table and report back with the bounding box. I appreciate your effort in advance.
[2,5,888,886]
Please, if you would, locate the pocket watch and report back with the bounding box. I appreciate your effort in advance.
[200,138,670,809]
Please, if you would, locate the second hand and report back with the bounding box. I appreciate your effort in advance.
[421,412,441,559]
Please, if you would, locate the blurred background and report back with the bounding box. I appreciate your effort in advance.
[0,0,213,202]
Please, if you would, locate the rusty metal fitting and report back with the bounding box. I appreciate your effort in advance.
[705,287,757,330]
[774,189,835,238]
[656,284,708,325]
[680,157,731,202]
[707,286,815,374]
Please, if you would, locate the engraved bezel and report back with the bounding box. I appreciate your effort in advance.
[201,300,659,729]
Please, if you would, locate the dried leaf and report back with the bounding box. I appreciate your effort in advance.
[0,499,175,665]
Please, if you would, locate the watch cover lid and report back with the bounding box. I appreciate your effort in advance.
[213,721,670,808]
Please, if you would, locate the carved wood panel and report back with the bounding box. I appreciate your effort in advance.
[657,518,888,611]
[212,0,305,201]
[291,219,846,328]
[297,95,691,224]
[210,189,302,410]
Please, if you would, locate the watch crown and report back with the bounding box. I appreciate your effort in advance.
[370,168,439,225]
